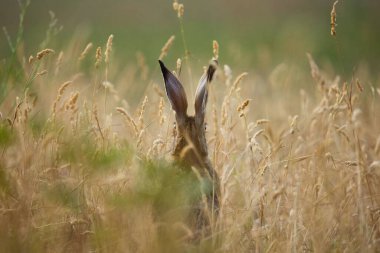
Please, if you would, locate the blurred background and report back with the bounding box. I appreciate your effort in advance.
[0,0,379,77]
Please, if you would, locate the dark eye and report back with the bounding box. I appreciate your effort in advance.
[204,123,207,131]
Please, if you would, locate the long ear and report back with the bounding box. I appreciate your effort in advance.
[194,60,218,125]
[159,60,188,122]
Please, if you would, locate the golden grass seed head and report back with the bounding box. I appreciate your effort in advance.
[237,99,250,112]
[95,47,102,68]
[138,96,148,126]
[105,34,114,64]
[256,119,270,125]
[137,129,145,149]
[213,40,219,60]
[116,107,139,135]
[55,51,64,74]
[52,81,72,117]
[173,0,179,11]
[224,64,232,86]
[65,92,79,111]
[176,58,182,74]
[79,42,93,61]
[28,55,34,64]
[159,35,175,60]
[177,4,184,18]
[229,72,248,95]
[356,79,364,92]
[159,97,165,126]
[36,70,48,76]
[36,48,55,60]
[58,81,72,96]
[330,1,339,36]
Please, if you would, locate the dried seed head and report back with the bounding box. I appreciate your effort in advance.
[116,107,139,135]
[159,35,175,60]
[58,81,72,96]
[356,79,364,92]
[55,51,63,74]
[52,81,72,118]
[159,97,165,126]
[137,129,145,149]
[36,70,48,76]
[176,58,182,75]
[224,64,232,86]
[330,1,339,36]
[138,96,148,130]
[105,34,114,64]
[37,49,55,60]
[95,47,102,68]
[213,40,219,60]
[237,99,250,112]
[177,4,184,18]
[79,42,93,61]
[65,92,79,111]
[28,55,34,64]
[229,72,248,95]
[173,0,179,10]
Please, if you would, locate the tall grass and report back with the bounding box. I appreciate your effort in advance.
[0,1,379,252]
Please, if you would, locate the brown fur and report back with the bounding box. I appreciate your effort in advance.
[159,59,220,238]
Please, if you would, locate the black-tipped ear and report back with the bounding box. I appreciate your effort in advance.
[194,60,218,125]
[159,60,188,121]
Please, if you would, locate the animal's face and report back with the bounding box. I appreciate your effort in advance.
[159,60,217,167]
[174,116,208,168]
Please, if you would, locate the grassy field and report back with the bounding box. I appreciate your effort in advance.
[1,1,380,252]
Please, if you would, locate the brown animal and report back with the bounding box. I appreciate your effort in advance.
[158,59,220,238]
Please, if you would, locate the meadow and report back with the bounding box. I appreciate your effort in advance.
[0,0,380,252]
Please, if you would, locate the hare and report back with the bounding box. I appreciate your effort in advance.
[158,59,220,238]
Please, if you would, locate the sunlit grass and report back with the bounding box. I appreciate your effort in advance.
[0,1,379,252]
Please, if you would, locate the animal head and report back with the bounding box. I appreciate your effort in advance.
[159,60,217,168]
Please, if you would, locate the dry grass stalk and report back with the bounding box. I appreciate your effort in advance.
[136,52,149,80]
[158,97,165,126]
[138,96,148,130]
[229,72,248,95]
[93,104,104,141]
[224,65,232,86]
[116,107,139,135]
[137,129,145,149]
[1,4,379,251]
[79,42,93,61]
[52,81,72,119]
[307,53,325,89]
[55,51,63,74]
[159,35,175,60]
[153,83,165,97]
[103,81,120,102]
[356,79,364,92]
